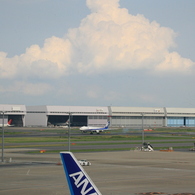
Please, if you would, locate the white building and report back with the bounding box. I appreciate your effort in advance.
[0,104,26,126]
[1,104,195,128]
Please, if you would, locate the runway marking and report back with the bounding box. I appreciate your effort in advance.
[26,169,30,175]
[163,168,179,171]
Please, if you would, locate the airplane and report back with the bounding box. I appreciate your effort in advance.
[60,151,102,195]
[54,123,69,128]
[79,121,110,134]
[49,119,69,128]
[0,119,13,128]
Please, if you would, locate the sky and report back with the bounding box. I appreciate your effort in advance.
[0,0,195,108]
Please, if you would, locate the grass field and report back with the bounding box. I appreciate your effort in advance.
[1,127,195,153]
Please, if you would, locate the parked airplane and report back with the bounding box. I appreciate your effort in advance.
[79,121,110,134]
[0,119,13,128]
[60,152,102,195]
[54,123,69,128]
[50,119,69,128]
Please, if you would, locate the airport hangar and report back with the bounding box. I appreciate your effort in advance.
[0,104,195,128]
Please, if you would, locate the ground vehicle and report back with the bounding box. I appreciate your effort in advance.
[78,159,91,166]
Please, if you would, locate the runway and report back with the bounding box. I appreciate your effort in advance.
[1,150,195,195]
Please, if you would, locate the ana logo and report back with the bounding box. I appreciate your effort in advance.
[69,171,98,195]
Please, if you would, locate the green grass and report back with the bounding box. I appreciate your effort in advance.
[1,134,195,144]
[1,127,195,153]
[1,137,68,143]
[0,135,195,143]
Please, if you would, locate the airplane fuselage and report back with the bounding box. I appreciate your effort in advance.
[80,121,110,134]
[0,119,13,128]
[80,126,106,131]
[0,124,10,127]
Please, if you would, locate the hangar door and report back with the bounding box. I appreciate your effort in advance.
[8,115,23,127]
[71,116,87,126]
[47,115,87,127]
[48,115,69,126]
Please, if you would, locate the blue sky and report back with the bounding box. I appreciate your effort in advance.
[0,0,195,108]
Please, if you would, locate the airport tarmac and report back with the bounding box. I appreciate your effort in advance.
[1,150,195,195]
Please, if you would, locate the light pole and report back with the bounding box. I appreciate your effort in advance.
[1,111,5,163]
[68,112,71,151]
[141,113,144,144]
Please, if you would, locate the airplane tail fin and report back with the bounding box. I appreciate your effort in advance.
[104,121,110,129]
[60,152,102,195]
[65,119,70,125]
[8,119,12,125]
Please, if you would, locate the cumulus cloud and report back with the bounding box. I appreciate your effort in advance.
[155,52,193,73]
[0,0,194,82]
[69,0,194,74]
[0,36,72,80]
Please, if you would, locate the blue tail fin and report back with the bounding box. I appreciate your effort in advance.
[60,152,102,195]
[104,121,110,129]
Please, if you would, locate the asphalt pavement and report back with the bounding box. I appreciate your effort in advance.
[1,150,195,195]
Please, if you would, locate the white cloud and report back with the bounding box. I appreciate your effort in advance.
[0,0,194,96]
[68,0,194,74]
[0,36,72,79]
[155,52,193,73]
[0,52,19,79]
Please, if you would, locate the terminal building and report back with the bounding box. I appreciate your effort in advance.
[1,104,195,128]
